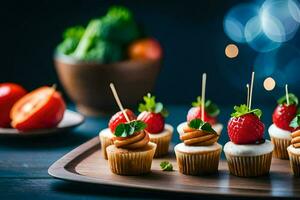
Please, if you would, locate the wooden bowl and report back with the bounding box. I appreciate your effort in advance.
[54,54,161,116]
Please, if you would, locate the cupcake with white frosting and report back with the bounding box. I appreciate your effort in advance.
[288,129,300,176]
[224,104,274,177]
[268,92,298,159]
[137,93,173,157]
[175,118,222,175]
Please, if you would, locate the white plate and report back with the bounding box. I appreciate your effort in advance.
[0,110,85,136]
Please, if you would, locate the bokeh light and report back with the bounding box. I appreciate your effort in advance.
[254,45,300,87]
[263,77,276,91]
[225,44,239,58]
[223,3,260,43]
[260,0,300,42]
[245,16,281,52]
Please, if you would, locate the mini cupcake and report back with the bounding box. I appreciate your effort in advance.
[175,118,222,175]
[106,120,156,175]
[178,96,223,135]
[99,109,136,159]
[288,127,300,176]
[224,104,274,177]
[137,93,173,157]
[268,93,298,159]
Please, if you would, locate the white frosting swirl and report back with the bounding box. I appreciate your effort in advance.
[224,140,274,156]
[268,124,292,140]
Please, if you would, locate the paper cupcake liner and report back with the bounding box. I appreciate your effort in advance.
[99,134,113,160]
[271,136,291,159]
[288,149,300,177]
[149,131,172,158]
[175,148,222,175]
[225,152,272,177]
[106,142,156,175]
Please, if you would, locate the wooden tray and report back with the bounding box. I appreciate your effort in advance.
[48,137,300,198]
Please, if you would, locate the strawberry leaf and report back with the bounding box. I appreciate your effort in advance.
[138,93,169,117]
[277,93,298,105]
[191,96,220,117]
[290,114,300,128]
[114,120,146,137]
[188,118,216,133]
[230,104,262,118]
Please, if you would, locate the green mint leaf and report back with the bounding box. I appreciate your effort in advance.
[114,120,146,137]
[188,119,216,134]
[160,161,173,171]
[201,122,215,133]
[277,93,298,105]
[191,97,220,117]
[205,100,220,117]
[138,93,168,117]
[188,118,204,129]
[230,104,262,118]
[290,114,300,128]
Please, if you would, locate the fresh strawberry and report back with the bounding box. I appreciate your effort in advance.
[108,109,136,133]
[272,93,298,131]
[186,96,220,124]
[137,93,168,134]
[138,111,165,133]
[187,107,216,124]
[227,104,264,144]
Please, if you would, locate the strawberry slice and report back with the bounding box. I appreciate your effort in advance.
[227,104,264,144]
[137,93,168,134]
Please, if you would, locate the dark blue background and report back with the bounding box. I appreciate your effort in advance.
[1,0,299,108]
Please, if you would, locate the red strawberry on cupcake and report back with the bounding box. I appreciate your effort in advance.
[227,104,264,144]
[109,109,136,132]
[268,87,299,159]
[272,93,298,131]
[187,97,220,125]
[137,93,168,133]
[137,93,173,157]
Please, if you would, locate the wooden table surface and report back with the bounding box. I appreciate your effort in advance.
[0,105,289,200]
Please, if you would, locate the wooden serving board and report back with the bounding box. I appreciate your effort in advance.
[48,137,300,198]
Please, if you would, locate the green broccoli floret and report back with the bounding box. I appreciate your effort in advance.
[72,19,102,59]
[99,6,140,44]
[56,26,85,55]
[83,40,123,63]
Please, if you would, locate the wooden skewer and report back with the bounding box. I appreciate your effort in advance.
[285,84,290,106]
[246,84,250,108]
[201,73,207,121]
[109,83,130,122]
[248,72,255,110]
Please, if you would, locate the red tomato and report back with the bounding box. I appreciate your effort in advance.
[10,86,66,131]
[128,38,162,60]
[0,83,27,127]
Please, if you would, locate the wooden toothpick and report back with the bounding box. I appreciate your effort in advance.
[109,83,130,122]
[248,72,255,110]
[246,84,250,108]
[201,73,207,121]
[285,84,290,106]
